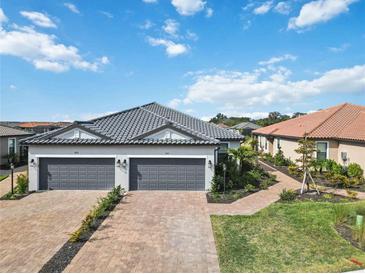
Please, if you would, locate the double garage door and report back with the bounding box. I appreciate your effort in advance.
[39,157,206,191]
[39,158,115,190]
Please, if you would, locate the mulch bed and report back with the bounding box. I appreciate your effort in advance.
[336,224,364,251]
[206,190,256,204]
[0,192,33,200]
[294,190,357,203]
[260,160,365,193]
[39,195,123,273]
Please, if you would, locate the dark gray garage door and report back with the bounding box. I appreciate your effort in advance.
[129,158,205,191]
[39,158,115,190]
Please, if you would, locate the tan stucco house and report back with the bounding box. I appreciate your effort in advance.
[252,103,365,171]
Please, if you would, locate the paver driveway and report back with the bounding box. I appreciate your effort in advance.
[65,191,220,273]
[0,190,105,272]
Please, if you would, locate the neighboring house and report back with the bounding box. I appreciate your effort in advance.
[215,123,230,129]
[16,122,71,134]
[252,103,365,170]
[231,121,261,136]
[22,102,244,191]
[0,125,34,167]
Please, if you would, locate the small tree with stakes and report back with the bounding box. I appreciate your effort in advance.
[295,134,320,194]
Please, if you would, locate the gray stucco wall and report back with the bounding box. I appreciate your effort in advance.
[0,136,28,165]
[28,144,217,191]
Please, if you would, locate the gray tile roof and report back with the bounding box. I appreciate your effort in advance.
[0,125,33,137]
[231,121,261,130]
[23,102,244,145]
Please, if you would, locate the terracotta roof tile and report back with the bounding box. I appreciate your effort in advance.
[253,103,365,142]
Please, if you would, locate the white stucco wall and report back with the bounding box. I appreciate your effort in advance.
[338,141,365,171]
[28,144,216,192]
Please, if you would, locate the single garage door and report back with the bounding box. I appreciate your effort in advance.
[39,158,115,190]
[129,158,205,191]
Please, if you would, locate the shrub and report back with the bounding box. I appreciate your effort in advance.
[273,149,290,166]
[288,165,300,176]
[322,193,333,200]
[259,180,270,190]
[280,188,297,202]
[323,159,344,175]
[15,174,28,194]
[262,153,274,163]
[244,184,256,193]
[211,175,225,193]
[70,186,123,242]
[347,163,364,179]
[346,189,358,199]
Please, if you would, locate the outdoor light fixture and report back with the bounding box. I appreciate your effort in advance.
[30,159,36,167]
[116,159,121,167]
[122,159,127,168]
[208,160,212,168]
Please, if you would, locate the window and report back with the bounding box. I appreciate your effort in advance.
[8,138,16,154]
[316,142,328,160]
[219,142,229,154]
[265,139,268,150]
[217,142,229,163]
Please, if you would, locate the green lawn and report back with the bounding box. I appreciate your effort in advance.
[0,175,8,182]
[211,201,365,272]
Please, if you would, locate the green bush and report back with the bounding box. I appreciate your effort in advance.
[244,184,256,193]
[323,159,344,175]
[15,174,28,194]
[70,186,123,242]
[347,163,364,179]
[211,175,225,193]
[259,180,270,190]
[280,189,297,202]
[273,149,290,166]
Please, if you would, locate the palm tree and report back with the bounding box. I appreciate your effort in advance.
[228,146,257,175]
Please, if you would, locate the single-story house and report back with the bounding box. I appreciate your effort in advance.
[16,121,71,134]
[22,102,244,191]
[0,125,34,167]
[231,121,261,136]
[252,103,365,170]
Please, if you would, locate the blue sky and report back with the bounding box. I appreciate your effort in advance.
[1,0,364,121]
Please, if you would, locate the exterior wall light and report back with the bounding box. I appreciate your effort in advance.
[30,159,36,167]
[208,160,213,168]
[122,159,127,168]
[116,159,121,167]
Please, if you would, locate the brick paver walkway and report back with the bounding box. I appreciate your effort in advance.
[65,191,220,273]
[208,161,301,215]
[0,191,105,272]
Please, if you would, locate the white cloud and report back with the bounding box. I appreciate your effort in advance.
[274,2,291,15]
[20,11,56,28]
[258,54,297,66]
[171,0,206,16]
[253,1,273,15]
[171,64,365,111]
[0,8,8,24]
[168,98,182,108]
[205,7,214,18]
[9,84,16,90]
[328,43,350,53]
[142,0,158,3]
[163,19,179,37]
[99,56,110,64]
[147,37,188,57]
[288,0,358,30]
[140,20,154,30]
[0,25,108,72]
[99,11,113,19]
[186,30,198,41]
[64,3,80,14]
